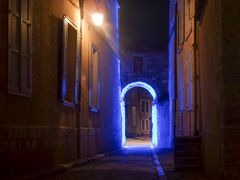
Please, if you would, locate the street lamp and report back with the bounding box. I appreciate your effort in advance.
[92,11,104,26]
[91,0,104,26]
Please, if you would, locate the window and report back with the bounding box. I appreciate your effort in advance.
[89,44,100,111]
[185,0,192,39]
[133,57,143,74]
[189,0,195,19]
[146,101,149,113]
[141,100,150,114]
[146,119,149,130]
[62,16,80,106]
[8,0,32,96]
[196,0,208,22]
[141,119,145,130]
[132,106,136,126]
[177,0,185,48]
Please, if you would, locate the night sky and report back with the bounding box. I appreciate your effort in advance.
[119,0,169,51]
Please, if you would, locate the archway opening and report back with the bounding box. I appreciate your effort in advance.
[121,81,158,147]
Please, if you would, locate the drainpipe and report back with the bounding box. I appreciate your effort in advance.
[76,0,84,159]
[193,8,199,136]
[173,2,178,138]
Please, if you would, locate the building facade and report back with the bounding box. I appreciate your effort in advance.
[169,0,240,179]
[121,48,171,147]
[0,0,121,178]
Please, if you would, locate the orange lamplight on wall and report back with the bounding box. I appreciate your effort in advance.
[92,11,104,26]
[91,0,104,26]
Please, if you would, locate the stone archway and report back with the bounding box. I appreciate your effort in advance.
[121,81,158,147]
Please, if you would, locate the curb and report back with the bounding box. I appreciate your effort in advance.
[152,148,167,180]
[20,148,122,179]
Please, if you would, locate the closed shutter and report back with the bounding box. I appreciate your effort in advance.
[62,16,79,106]
[8,0,32,96]
[21,0,32,94]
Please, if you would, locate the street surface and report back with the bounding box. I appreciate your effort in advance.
[45,147,158,180]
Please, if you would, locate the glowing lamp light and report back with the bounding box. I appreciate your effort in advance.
[91,12,104,26]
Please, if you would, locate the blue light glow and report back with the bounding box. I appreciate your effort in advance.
[121,81,158,147]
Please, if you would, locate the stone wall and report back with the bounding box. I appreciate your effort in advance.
[121,48,170,147]
[121,49,169,100]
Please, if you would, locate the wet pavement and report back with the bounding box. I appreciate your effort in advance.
[44,147,158,180]
[155,149,208,180]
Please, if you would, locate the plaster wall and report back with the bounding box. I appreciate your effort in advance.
[0,0,121,177]
[80,0,121,157]
[198,1,222,178]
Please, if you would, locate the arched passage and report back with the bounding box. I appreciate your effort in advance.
[121,81,158,147]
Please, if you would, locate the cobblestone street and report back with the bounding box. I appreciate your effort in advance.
[44,147,159,180]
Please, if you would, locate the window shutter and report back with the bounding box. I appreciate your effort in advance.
[8,0,21,92]
[8,0,32,96]
[75,32,81,103]
[21,0,31,94]
[62,19,68,101]
[61,16,79,106]
[189,0,195,19]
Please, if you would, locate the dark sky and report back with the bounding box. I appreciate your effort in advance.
[118,0,169,50]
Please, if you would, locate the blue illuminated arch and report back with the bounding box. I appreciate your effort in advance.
[121,81,158,147]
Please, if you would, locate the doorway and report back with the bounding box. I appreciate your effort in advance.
[121,81,158,147]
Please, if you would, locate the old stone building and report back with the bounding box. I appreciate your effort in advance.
[0,0,121,178]
[169,0,240,179]
[121,47,171,148]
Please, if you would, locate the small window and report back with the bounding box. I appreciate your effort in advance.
[133,57,143,74]
[62,16,80,106]
[141,100,150,114]
[141,119,145,130]
[89,44,100,111]
[8,0,32,96]
[146,101,149,113]
[132,106,136,126]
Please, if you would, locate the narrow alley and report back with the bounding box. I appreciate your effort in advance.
[0,0,240,179]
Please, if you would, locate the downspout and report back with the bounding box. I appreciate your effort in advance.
[193,6,199,136]
[76,0,84,159]
[173,2,178,138]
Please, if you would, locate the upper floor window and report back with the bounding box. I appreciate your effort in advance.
[177,0,185,48]
[62,16,80,106]
[8,0,32,96]
[196,0,208,22]
[133,57,143,74]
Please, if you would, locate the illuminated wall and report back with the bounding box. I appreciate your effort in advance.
[80,0,121,156]
[121,81,172,148]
